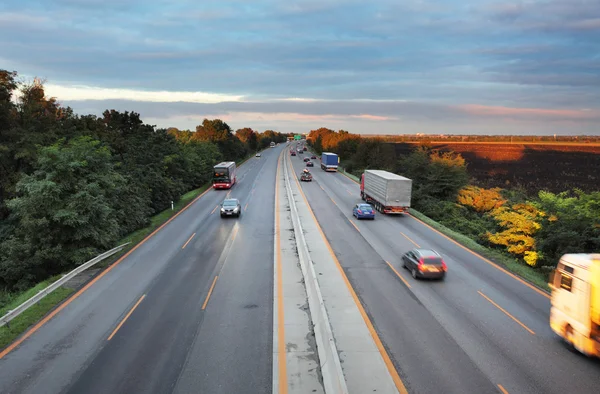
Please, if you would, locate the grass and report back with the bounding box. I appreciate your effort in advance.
[338,165,550,292]
[0,276,75,350]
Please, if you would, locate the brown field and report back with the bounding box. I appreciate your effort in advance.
[392,142,600,195]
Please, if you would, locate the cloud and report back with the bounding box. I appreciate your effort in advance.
[44,84,243,103]
[1,0,599,135]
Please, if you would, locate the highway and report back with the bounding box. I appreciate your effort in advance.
[290,151,600,394]
[2,143,600,394]
[0,148,281,394]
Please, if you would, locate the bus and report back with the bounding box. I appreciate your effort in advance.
[270,141,276,148]
[213,161,237,189]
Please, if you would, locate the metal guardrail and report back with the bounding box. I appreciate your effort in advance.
[0,243,130,328]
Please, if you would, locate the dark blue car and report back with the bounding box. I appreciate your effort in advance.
[353,203,375,220]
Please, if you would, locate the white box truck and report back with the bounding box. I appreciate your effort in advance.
[549,253,600,357]
[360,170,412,214]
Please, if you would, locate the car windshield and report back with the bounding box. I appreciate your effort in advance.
[223,200,238,207]
[358,205,372,210]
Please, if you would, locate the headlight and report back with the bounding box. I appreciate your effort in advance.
[220,208,225,212]
[233,207,239,212]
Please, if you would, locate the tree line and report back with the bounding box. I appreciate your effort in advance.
[0,70,287,291]
[308,127,600,269]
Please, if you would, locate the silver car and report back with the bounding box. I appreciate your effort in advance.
[220,198,241,218]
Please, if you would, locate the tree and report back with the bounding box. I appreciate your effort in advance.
[236,127,258,151]
[194,118,234,142]
[535,190,600,266]
[352,138,396,171]
[457,186,507,213]
[487,203,544,266]
[0,137,123,289]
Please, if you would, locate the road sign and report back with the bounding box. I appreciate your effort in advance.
[294,135,301,140]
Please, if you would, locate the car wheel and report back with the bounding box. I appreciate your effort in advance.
[439,274,446,281]
[402,259,406,268]
[411,268,418,279]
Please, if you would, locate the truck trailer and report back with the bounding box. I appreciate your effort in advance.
[321,152,339,172]
[360,170,412,214]
[550,253,600,357]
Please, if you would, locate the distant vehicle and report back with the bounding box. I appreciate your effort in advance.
[291,151,296,156]
[300,170,312,182]
[402,249,447,280]
[270,141,276,148]
[352,203,375,220]
[303,147,307,151]
[303,157,310,162]
[220,198,241,218]
[306,161,314,167]
[321,152,339,171]
[213,161,237,189]
[549,254,600,357]
[255,152,261,157]
[311,155,317,159]
[361,170,411,214]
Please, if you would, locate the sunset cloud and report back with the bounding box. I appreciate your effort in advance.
[1,0,598,135]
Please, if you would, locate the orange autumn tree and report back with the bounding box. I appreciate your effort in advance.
[486,203,545,267]
[457,186,507,213]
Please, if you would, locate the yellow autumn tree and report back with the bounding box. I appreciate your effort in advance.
[486,203,544,267]
[457,186,507,213]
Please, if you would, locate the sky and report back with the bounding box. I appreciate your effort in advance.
[1,0,599,135]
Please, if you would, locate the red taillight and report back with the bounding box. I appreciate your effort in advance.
[441,260,447,272]
[418,258,425,271]
[357,210,362,214]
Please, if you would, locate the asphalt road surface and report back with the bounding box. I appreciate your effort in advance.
[0,148,281,394]
[290,152,600,394]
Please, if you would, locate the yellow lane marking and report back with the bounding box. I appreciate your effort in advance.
[202,276,219,310]
[330,197,337,206]
[226,190,231,198]
[410,216,550,299]
[276,152,288,394]
[498,384,509,394]
[478,291,535,335]
[0,184,213,359]
[289,162,408,394]
[385,261,411,288]
[182,233,196,249]
[244,202,249,211]
[107,294,146,341]
[400,231,420,248]
[319,185,325,191]
[211,204,219,215]
[345,189,353,196]
[349,219,360,232]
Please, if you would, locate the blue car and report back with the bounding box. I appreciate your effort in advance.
[353,203,375,220]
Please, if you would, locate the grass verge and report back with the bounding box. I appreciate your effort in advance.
[0,276,75,350]
[339,165,550,292]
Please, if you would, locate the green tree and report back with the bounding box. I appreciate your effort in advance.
[352,138,396,171]
[535,190,600,266]
[0,137,123,289]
